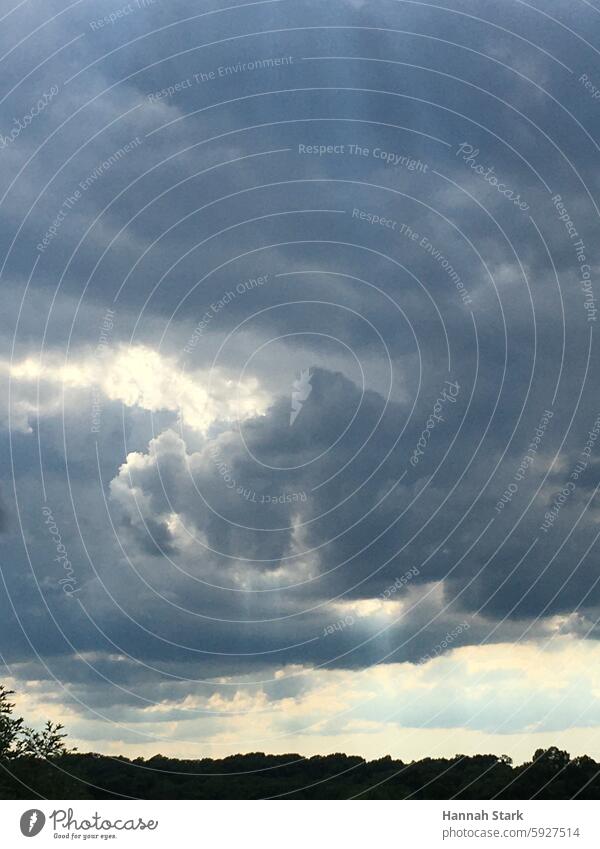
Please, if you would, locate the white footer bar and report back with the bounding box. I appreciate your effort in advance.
[1,800,597,847]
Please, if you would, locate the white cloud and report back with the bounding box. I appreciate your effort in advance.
[10,636,600,763]
[1,344,270,433]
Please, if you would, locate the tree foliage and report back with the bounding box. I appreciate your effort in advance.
[0,686,25,759]
[0,684,71,761]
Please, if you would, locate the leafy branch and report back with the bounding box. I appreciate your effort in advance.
[0,685,73,760]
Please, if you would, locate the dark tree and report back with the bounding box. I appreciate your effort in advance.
[21,721,72,759]
[0,686,25,759]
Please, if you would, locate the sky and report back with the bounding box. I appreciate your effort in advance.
[2,0,600,765]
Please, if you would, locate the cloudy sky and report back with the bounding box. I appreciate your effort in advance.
[2,0,600,765]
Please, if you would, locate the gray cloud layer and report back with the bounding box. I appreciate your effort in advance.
[2,0,600,749]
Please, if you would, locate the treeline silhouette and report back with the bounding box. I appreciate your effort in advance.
[3,685,600,799]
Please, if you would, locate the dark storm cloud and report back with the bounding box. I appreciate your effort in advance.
[2,0,600,729]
